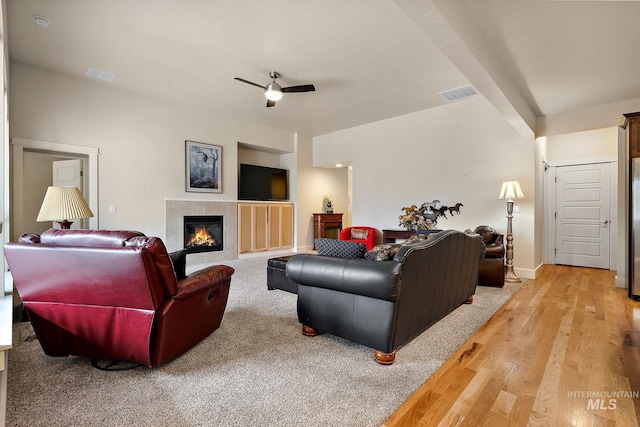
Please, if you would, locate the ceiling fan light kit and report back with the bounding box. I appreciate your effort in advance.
[265,82,283,101]
[234,70,315,108]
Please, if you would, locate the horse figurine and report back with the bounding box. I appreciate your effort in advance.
[420,200,440,213]
[448,203,463,216]
[401,205,418,215]
[433,205,448,219]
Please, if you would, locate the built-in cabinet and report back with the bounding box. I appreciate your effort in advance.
[238,202,293,253]
[623,112,640,298]
[625,112,640,158]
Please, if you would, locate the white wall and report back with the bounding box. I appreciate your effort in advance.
[537,97,640,137]
[293,132,349,252]
[237,147,284,169]
[313,96,538,276]
[10,63,295,239]
[546,127,617,163]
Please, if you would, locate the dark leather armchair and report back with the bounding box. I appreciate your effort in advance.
[474,225,505,288]
[339,226,376,250]
[4,229,234,367]
[287,230,482,364]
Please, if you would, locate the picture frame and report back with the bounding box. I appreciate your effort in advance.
[185,140,222,193]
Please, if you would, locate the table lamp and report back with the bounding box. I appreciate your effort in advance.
[36,186,94,229]
[498,180,524,283]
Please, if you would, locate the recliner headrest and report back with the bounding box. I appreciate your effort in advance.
[39,229,146,247]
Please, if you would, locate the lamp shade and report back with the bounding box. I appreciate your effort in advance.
[498,180,525,200]
[36,186,94,222]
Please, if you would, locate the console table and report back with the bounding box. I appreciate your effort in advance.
[382,229,442,243]
[313,213,343,247]
[382,229,416,243]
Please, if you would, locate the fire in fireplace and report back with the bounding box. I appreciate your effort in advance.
[183,215,223,253]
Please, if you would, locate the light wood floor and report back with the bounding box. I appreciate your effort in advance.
[383,264,640,426]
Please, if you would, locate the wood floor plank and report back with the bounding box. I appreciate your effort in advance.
[383,265,640,426]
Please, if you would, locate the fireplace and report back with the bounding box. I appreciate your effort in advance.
[183,215,223,253]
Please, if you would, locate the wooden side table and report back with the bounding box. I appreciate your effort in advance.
[313,213,343,248]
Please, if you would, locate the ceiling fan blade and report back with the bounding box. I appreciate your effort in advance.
[234,77,266,89]
[281,84,316,93]
[266,99,276,108]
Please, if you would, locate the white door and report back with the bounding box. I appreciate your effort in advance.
[555,163,611,269]
[52,159,85,229]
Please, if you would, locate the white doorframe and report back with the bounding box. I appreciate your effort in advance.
[10,137,99,238]
[543,156,617,268]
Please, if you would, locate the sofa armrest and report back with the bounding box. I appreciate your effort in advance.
[174,265,235,300]
[286,254,402,301]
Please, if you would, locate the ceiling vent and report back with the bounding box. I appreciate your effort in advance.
[86,67,117,82]
[439,85,478,102]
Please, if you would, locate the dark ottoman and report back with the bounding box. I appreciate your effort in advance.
[267,256,298,294]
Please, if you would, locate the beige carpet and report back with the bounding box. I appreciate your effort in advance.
[6,255,521,427]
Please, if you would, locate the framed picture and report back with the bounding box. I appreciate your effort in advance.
[185,140,222,193]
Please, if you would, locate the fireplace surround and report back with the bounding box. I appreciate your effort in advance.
[166,200,238,266]
[183,215,223,253]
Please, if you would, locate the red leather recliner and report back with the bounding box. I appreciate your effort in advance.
[4,229,234,367]
[339,226,376,250]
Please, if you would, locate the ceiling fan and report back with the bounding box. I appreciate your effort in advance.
[234,71,315,108]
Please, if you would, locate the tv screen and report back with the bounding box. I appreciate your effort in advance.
[238,163,289,201]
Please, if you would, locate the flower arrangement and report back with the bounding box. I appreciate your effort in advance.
[399,205,432,230]
[398,200,463,230]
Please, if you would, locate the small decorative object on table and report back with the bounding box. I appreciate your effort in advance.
[398,200,463,230]
[323,194,334,213]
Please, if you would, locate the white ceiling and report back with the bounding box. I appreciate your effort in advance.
[7,0,640,137]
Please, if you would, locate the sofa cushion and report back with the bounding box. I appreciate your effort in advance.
[315,238,366,258]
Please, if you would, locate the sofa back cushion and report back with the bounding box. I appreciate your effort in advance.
[315,238,366,258]
[39,228,145,247]
[6,230,177,309]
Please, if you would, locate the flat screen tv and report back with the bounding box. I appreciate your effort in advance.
[238,163,289,201]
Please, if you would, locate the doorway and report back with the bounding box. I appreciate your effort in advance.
[544,161,616,269]
[10,138,99,241]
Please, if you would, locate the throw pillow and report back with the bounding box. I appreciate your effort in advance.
[364,242,401,261]
[350,228,369,240]
[365,234,431,261]
[315,238,366,258]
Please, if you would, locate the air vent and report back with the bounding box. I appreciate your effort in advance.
[439,85,478,102]
[86,67,117,82]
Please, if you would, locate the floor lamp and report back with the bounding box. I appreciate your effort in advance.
[37,186,94,229]
[498,180,524,283]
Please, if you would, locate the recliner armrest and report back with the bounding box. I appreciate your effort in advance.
[286,254,402,301]
[174,265,235,300]
[484,243,505,258]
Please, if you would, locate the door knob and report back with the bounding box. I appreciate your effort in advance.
[601,220,609,224]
